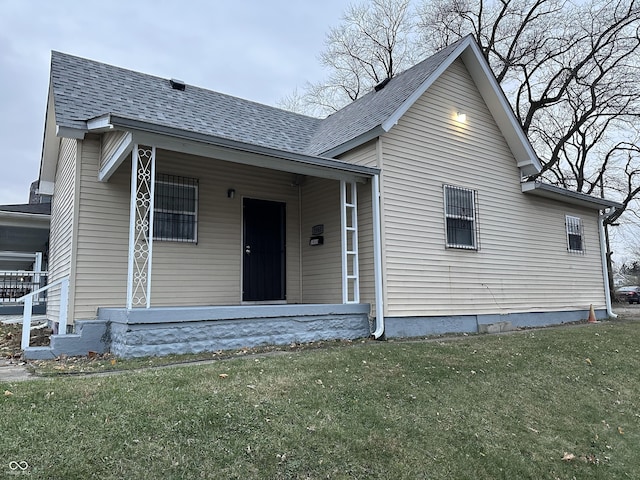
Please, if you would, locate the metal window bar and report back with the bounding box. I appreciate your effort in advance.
[341,181,360,303]
[566,215,585,253]
[154,173,199,243]
[444,185,477,249]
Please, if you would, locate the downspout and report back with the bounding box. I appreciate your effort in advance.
[598,210,617,318]
[371,173,385,338]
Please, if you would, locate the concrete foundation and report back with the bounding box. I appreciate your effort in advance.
[100,303,372,358]
[384,308,609,338]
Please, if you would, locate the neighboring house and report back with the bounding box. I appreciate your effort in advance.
[30,35,621,358]
[0,203,50,314]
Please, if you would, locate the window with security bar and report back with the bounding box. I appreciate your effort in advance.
[444,185,478,249]
[565,215,584,253]
[153,174,198,242]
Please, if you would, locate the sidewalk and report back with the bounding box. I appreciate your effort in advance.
[1,314,48,325]
[0,359,32,383]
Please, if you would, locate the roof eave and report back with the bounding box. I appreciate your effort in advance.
[39,83,89,190]
[521,181,623,211]
[378,36,541,176]
[460,41,542,175]
[107,115,380,180]
[0,210,51,228]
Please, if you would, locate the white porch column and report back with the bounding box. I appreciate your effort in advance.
[126,144,156,309]
[34,252,43,304]
[340,180,360,303]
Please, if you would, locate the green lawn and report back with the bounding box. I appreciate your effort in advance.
[2,320,640,479]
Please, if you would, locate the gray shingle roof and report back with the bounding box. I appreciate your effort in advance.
[50,39,464,158]
[51,52,321,155]
[306,38,466,155]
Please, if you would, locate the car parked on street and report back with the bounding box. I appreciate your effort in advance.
[615,286,640,303]
[626,287,640,304]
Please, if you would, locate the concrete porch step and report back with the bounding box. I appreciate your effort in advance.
[23,320,108,360]
[23,346,56,360]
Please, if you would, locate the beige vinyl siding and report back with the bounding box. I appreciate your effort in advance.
[380,58,606,317]
[47,137,78,324]
[301,177,342,303]
[73,135,129,319]
[339,140,378,168]
[72,145,304,317]
[150,151,301,306]
[100,131,129,169]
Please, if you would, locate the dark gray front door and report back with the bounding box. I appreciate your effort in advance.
[242,198,286,302]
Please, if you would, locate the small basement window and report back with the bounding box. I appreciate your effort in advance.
[565,215,584,253]
[153,174,198,242]
[444,185,478,250]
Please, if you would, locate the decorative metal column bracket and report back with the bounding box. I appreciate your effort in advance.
[126,144,156,309]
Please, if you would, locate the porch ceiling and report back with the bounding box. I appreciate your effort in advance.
[0,211,49,260]
[96,115,380,184]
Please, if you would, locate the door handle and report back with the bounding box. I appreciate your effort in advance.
[245,245,251,255]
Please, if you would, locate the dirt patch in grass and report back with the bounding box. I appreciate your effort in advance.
[0,322,52,360]
[27,337,372,376]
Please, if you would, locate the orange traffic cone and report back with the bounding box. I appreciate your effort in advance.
[587,304,597,323]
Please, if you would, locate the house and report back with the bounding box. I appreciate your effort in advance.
[0,202,50,315]
[27,36,621,358]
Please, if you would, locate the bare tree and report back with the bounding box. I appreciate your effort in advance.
[285,0,640,229]
[281,0,418,117]
[418,0,640,211]
[281,0,640,295]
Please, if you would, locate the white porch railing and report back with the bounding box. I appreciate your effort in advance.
[16,277,69,350]
[1,270,47,304]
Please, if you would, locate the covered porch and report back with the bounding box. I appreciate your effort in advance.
[31,119,384,358]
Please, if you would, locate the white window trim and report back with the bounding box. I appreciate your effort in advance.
[443,184,478,250]
[565,215,584,254]
[153,175,198,243]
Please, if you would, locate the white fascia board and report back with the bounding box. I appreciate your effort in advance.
[39,86,60,185]
[56,125,87,139]
[521,181,623,210]
[381,36,541,176]
[87,114,114,132]
[381,37,474,132]
[460,42,541,174]
[98,131,134,182]
[38,180,55,195]
[132,130,374,184]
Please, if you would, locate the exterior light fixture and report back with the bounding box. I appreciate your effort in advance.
[456,112,467,122]
[227,189,235,199]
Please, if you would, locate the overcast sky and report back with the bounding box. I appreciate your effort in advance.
[0,0,349,204]
[1,1,636,264]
